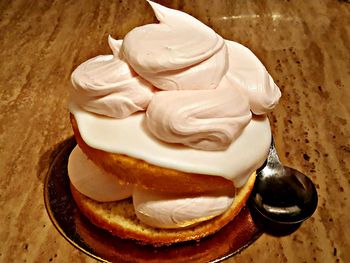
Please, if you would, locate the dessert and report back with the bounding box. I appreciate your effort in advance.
[68,1,281,246]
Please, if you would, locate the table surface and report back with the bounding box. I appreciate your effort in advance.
[1,0,349,262]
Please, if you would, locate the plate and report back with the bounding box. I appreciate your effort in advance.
[44,137,262,262]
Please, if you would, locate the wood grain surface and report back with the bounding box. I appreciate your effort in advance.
[0,0,349,262]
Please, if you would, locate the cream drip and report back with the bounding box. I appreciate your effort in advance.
[71,36,154,118]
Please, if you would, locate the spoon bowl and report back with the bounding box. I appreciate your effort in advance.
[250,141,318,225]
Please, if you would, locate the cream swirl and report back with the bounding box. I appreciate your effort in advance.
[71,36,154,118]
[226,41,281,115]
[146,76,252,150]
[121,1,227,91]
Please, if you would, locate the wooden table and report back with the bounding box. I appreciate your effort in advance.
[1,0,349,262]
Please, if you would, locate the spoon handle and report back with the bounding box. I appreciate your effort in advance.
[267,138,283,169]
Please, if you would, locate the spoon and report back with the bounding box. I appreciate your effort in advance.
[250,139,318,225]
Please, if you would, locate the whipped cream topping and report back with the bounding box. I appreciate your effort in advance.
[70,1,281,151]
[133,186,235,228]
[71,36,154,118]
[226,41,281,115]
[122,1,227,91]
[146,82,251,150]
[68,146,133,202]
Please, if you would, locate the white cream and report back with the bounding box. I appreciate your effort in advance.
[71,36,154,118]
[145,82,252,150]
[133,186,235,229]
[70,2,280,151]
[226,41,281,115]
[68,145,133,202]
[121,1,226,91]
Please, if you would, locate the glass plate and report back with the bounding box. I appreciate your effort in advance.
[44,137,262,263]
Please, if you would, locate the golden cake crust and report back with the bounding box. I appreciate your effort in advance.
[70,172,256,246]
[71,114,234,194]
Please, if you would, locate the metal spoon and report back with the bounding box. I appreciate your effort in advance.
[250,139,318,225]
